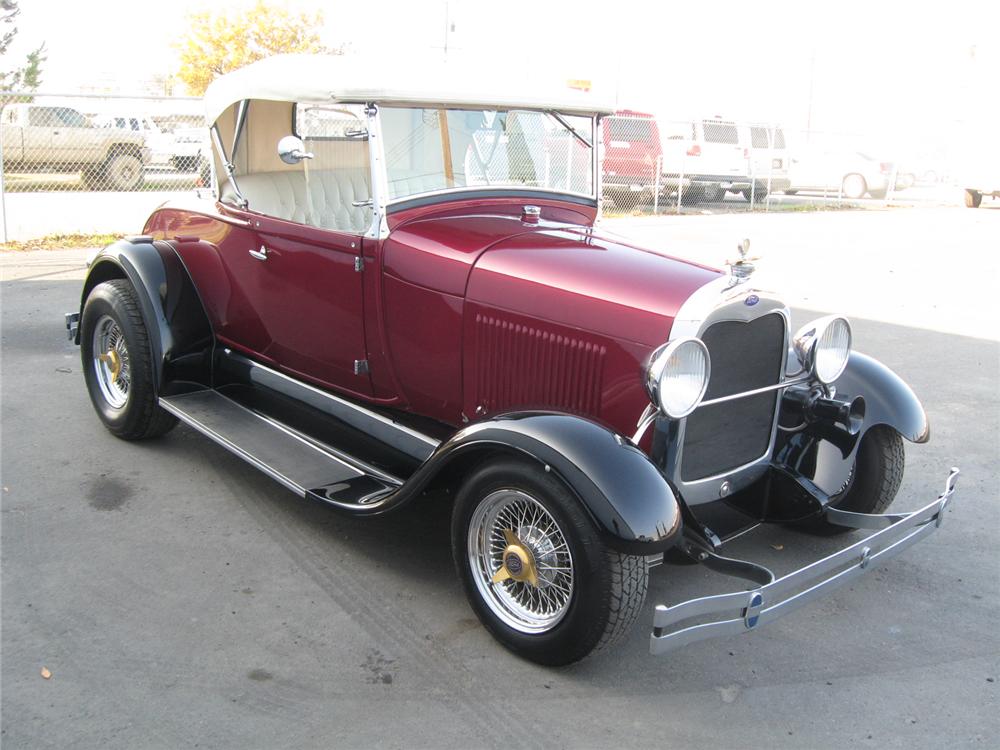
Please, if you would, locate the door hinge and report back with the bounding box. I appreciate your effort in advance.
[354,256,364,272]
[353,359,369,376]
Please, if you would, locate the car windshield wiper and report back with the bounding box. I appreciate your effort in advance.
[546,111,592,149]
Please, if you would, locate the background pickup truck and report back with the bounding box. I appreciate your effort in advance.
[2,103,149,190]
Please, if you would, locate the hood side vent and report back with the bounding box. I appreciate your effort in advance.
[474,313,606,417]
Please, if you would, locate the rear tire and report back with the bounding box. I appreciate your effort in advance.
[965,189,983,208]
[452,458,648,665]
[800,426,905,536]
[80,279,177,440]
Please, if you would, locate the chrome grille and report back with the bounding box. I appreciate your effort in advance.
[681,313,786,481]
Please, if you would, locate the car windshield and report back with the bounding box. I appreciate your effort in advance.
[380,107,595,202]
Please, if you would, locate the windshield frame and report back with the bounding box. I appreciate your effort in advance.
[376,104,599,209]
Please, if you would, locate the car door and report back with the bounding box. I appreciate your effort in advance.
[22,106,67,164]
[213,101,375,396]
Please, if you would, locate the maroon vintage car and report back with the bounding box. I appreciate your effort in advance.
[66,55,957,665]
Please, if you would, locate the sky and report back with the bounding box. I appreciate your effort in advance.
[5,0,998,156]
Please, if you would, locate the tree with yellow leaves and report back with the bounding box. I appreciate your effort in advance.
[175,1,335,96]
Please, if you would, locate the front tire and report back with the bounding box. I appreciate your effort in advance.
[105,153,144,190]
[801,426,905,535]
[452,458,648,665]
[80,280,177,440]
[842,173,868,199]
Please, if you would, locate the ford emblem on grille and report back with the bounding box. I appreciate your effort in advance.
[745,294,760,306]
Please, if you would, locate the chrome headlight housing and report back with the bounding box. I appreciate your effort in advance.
[645,338,711,419]
[793,315,852,385]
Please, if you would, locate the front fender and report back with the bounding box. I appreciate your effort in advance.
[79,237,213,391]
[402,413,683,555]
[834,351,929,443]
[771,351,929,506]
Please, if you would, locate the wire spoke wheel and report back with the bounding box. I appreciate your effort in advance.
[467,489,575,633]
[92,314,131,408]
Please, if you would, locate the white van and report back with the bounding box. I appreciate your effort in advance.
[659,117,750,202]
[738,123,791,200]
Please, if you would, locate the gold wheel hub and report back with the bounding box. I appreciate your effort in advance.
[98,349,122,382]
[490,528,540,588]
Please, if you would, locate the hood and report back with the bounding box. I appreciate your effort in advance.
[466,227,722,346]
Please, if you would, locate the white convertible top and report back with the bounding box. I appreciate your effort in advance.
[204,54,615,124]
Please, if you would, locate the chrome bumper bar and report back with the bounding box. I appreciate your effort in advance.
[650,468,960,655]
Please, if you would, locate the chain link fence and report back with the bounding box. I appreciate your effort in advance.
[0,91,968,242]
[1,92,209,241]
[599,112,953,216]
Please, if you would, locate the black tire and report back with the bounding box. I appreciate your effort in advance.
[679,186,703,205]
[800,426,905,536]
[742,187,768,202]
[80,279,177,440]
[105,153,144,190]
[452,458,648,665]
[700,183,724,202]
[965,189,983,208]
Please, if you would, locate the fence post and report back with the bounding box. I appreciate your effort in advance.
[0,99,7,244]
[653,154,661,214]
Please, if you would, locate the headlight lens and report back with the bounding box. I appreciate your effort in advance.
[793,315,851,385]
[646,338,711,419]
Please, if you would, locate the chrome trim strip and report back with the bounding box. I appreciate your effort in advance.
[649,469,959,655]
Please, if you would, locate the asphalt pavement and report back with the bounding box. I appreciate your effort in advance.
[1,206,997,749]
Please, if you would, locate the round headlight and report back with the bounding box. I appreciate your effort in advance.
[645,338,711,419]
[794,315,851,385]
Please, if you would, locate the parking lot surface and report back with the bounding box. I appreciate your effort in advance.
[2,206,997,749]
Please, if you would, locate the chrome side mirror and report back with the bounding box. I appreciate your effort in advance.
[277,135,314,165]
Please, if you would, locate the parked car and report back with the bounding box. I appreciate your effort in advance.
[737,122,791,200]
[786,149,900,199]
[1,103,149,190]
[65,55,957,666]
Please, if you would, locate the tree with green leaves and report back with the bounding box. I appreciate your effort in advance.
[175,1,336,96]
[1,0,46,91]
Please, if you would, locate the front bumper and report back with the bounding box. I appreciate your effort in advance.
[649,468,959,655]
[65,311,79,342]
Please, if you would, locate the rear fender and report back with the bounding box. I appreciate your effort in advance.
[79,237,213,392]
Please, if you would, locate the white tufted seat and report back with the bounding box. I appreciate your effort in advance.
[224,168,372,233]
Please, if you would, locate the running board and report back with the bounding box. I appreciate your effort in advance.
[160,390,400,510]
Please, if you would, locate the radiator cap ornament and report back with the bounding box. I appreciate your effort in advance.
[727,238,757,286]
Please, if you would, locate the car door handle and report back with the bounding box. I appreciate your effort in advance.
[248,245,268,261]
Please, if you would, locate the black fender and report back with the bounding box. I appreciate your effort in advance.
[767,351,928,517]
[78,236,213,392]
[312,412,683,555]
[834,351,929,443]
